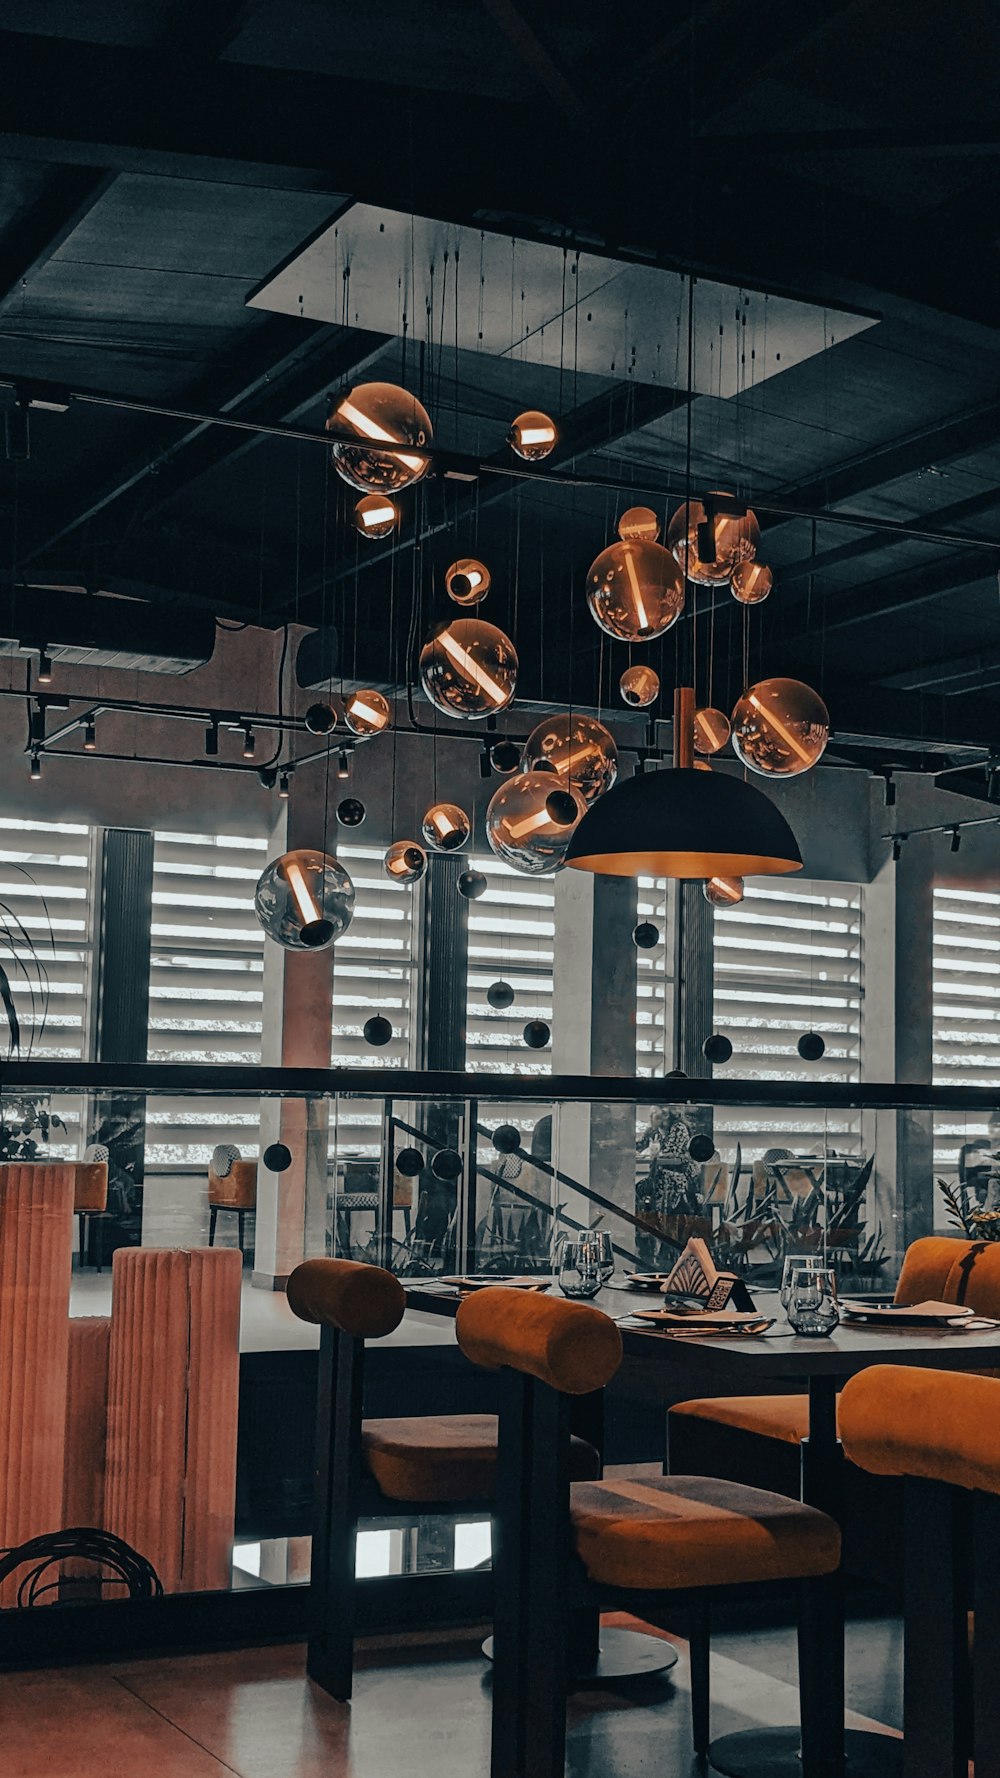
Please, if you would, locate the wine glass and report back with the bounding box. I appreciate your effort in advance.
[589,1230,615,1284]
[787,1267,840,1337]
[557,1236,603,1300]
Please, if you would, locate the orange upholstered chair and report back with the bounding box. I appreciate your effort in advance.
[668,1237,1000,1493]
[841,1365,1000,1776]
[456,1287,841,1778]
[207,1145,257,1253]
[73,1155,109,1270]
[286,1259,602,1702]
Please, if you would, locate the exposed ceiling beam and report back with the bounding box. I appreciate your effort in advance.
[20,317,388,563]
[480,0,589,126]
[784,549,995,652]
[0,28,997,340]
[772,485,1000,590]
[881,644,1000,695]
[0,167,115,310]
[760,392,1000,542]
[698,122,1000,158]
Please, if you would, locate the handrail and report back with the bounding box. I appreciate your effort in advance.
[0,1059,994,1111]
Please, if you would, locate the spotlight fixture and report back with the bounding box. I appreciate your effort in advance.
[36,648,52,685]
[951,827,962,853]
[83,718,96,752]
[892,837,902,862]
[883,772,896,807]
[205,719,219,757]
[4,398,30,462]
[479,743,493,780]
[278,771,291,799]
[242,727,255,760]
[29,750,40,781]
[336,748,351,781]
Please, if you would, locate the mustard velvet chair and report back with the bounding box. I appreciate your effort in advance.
[456,1287,842,1778]
[287,1259,601,1702]
[668,1237,1000,1512]
[207,1144,257,1253]
[840,1365,1000,1778]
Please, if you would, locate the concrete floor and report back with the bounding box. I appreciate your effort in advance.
[0,1616,901,1778]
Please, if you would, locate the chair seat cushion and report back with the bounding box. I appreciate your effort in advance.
[670,1394,810,1445]
[362,1413,601,1503]
[569,1474,840,1591]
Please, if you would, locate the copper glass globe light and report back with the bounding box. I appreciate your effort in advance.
[693,707,732,756]
[731,560,773,605]
[731,678,830,778]
[667,492,760,586]
[254,849,355,950]
[419,619,518,719]
[486,771,584,874]
[344,689,391,737]
[564,687,802,880]
[618,506,661,543]
[421,802,472,852]
[620,664,660,708]
[327,382,432,494]
[508,411,557,461]
[522,714,618,806]
[383,840,427,884]
[586,539,685,642]
[354,493,398,540]
[703,876,745,907]
[445,558,491,607]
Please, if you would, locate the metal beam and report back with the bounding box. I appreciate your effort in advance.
[786,549,995,650]
[480,0,589,126]
[21,318,388,564]
[0,167,114,309]
[772,485,1000,590]
[882,644,1000,695]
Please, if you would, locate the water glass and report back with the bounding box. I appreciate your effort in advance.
[591,1230,615,1283]
[558,1235,604,1300]
[787,1266,840,1337]
[780,1253,827,1310]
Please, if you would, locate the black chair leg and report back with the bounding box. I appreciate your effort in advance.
[903,1479,965,1778]
[688,1594,711,1758]
[797,1572,845,1778]
[209,1205,218,1245]
[237,1208,246,1254]
[974,1491,1000,1778]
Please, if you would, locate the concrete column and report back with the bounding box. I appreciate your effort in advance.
[863,845,934,1265]
[675,882,714,1079]
[551,872,637,1228]
[254,778,336,1289]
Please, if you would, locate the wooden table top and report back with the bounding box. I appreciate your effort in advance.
[403,1277,1000,1385]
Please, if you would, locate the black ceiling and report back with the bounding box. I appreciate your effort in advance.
[0,0,999,760]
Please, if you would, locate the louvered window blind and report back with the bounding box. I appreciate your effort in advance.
[712,878,864,1159]
[0,815,95,1158]
[465,856,555,1077]
[147,831,265,1164]
[933,885,1000,1172]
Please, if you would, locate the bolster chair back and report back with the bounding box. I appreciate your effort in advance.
[896,1234,1000,1319]
[456,1286,622,1395]
[287,1257,406,1340]
[840,1364,1000,1495]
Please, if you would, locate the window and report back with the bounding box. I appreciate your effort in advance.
[636,875,673,1077]
[0,815,95,1158]
[465,856,555,1076]
[148,830,265,1164]
[713,877,864,1159]
[331,844,417,1070]
[933,885,1000,1174]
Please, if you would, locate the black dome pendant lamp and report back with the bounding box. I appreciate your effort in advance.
[565,687,802,880]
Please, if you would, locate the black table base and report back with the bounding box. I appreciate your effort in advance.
[482,1626,678,1685]
[708,1725,903,1777]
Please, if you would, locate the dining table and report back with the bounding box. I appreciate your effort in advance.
[405,1272,1000,1777]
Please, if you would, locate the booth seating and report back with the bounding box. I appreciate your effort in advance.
[456,1287,842,1778]
[840,1365,1000,1778]
[207,1146,257,1253]
[286,1258,601,1702]
[667,1235,1000,1581]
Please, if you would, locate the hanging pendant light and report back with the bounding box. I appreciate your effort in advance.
[564,688,802,880]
